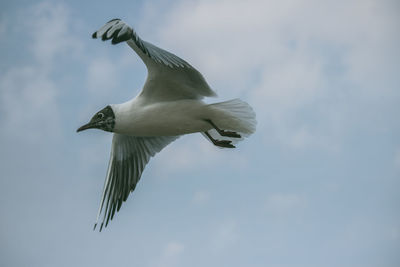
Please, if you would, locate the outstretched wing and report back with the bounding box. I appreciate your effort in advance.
[94,133,178,231]
[92,19,216,103]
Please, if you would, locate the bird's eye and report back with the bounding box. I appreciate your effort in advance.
[97,113,104,119]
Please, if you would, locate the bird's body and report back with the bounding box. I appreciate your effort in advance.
[113,98,211,136]
[112,97,253,137]
[77,19,256,231]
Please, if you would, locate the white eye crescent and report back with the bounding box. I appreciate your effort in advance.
[97,112,104,119]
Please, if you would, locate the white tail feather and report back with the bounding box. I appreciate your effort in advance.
[202,99,256,147]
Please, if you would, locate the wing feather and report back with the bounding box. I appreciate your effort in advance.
[94,134,178,231]
[92,19,217,103]
[94,19,120,39]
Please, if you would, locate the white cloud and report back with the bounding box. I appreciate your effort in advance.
[164,242,185,257]
[265,193,307,215]
[192,190,210,205]
[0,2,82,143]
[152,241,185,267]
[24,1,82,67]
[211,220,238,252]
[0,67,60,142]
[86,57,118,95]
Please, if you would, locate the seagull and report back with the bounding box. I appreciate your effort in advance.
[77,19,256,231]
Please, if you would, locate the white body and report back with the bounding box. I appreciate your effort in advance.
[112,97,255,137]
[112,98,211,136]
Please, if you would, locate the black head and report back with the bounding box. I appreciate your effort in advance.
[77,105,115,133]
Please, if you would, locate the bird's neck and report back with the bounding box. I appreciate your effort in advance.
[111,97,142,133]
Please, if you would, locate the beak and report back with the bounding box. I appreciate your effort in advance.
[77,122,97,132]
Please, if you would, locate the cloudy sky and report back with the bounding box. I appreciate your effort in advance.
[0,0,399,266]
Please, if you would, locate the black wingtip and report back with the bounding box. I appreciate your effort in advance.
[107,18,121,23]
[111,38,118,45]
[99,222,104,232]
[92,32,97,39]
[93,223,97,231]
[111,29,133,45]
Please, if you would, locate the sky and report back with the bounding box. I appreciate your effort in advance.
[0,0,399,266]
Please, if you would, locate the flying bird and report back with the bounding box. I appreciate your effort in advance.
[77,19,256,231]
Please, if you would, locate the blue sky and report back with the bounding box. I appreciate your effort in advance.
[0,0,399,266]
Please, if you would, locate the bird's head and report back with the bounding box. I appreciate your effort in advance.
[77,105,115,133]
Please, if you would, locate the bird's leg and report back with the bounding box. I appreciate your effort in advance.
[204,131,235,148]
[204,119,241,138]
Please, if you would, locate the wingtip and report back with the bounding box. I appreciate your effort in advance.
[93,223,97,231]
[107,18,121,23]
[92,32,97,39]
[99,222,104,232]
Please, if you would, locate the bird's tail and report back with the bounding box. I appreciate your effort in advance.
[202,98,256,147]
